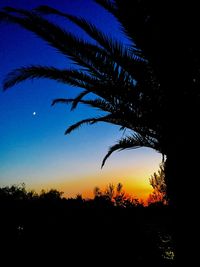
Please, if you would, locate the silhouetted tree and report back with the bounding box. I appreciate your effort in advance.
[0,183,28,201]
[26,190,38,200]
[1,1,199,213]
[0,182,174,265]
[93,182,141,208]
[93,186,102,198]
[104,183,115,201]
[75,194,84,205]
[148,163,167,205]
[39,189,63,201]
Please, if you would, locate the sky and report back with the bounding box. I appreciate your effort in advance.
[0,0,162,200]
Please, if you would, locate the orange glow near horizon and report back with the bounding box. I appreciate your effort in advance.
[28,158,160,202]
[0,0,163,205]
[4,147,162,203]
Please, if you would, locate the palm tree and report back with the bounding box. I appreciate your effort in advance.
[0,1,199,210]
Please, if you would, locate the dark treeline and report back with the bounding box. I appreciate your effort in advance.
[0,183,175,266]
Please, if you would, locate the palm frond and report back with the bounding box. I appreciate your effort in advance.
[51,96,139,130]
[70,90,89,110]
[94,0,135,43]
[52,97,115,114]
[0,9,111,76]
[51,98,73,106]
[101,134,145,168]
[63,15,147,75]
[33,6,61,15]
[3,65,101,91]
[2,65,137,114]
[81,98,115,113]
[0,3,163,162]
[3,66,60,90]
[35,6,137,55]
[53,96,142,131]
[101,132,160,168]
[94,1,149,57]
[1,7,149,85]
[94,0,117,15]
[65,114,113,135]
[35,5,146,78]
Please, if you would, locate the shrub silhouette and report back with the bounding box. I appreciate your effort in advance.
[0,183,175,266]
[1,2,199,210]
[148,163,167,206]
[93,182,143,208]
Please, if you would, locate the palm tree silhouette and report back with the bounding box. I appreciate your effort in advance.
[1,1,200,209]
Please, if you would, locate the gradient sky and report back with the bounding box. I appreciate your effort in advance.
[0,0,161,200]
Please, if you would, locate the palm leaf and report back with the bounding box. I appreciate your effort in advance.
[0,3,164,165]
[52,97,143,132]
[70,90,89,110]
[65,114,114,135]
[52,97,115,113]
[3,65,124,107]
[0,9,113,76]
[94,0,117,15]
[101,133,155,168]
[51,98,73,106]
[2,65,136,115]
[35,5,138,55]
[3,65,102,91]
[35,5,147,79]
[1,7,149,86]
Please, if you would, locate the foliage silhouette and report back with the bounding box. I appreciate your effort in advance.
[39,188,64,201]
[148,163,167,206]
[1,2,199,211]
[93,182,143,208]
[0,183,175,266]
[1,1,199,263]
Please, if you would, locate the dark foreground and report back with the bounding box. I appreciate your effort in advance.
[0,196,175,266]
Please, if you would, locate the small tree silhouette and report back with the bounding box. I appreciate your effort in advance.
[148,163,167,205]
[93,182,142,208]
[39,189,63,201]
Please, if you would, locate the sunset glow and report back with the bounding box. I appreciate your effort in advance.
[0,0,162,201]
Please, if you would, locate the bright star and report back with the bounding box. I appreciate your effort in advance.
[33,112,36,116]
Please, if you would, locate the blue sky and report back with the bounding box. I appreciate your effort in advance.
[0,0,161,199]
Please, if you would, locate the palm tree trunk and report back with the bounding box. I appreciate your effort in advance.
[165,122,200,264]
